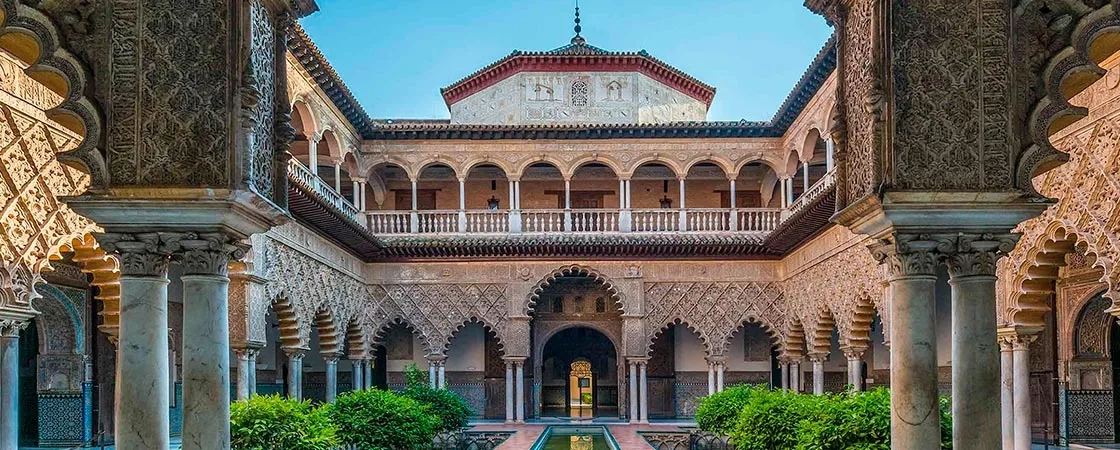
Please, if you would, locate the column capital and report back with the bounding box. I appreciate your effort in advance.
[282,347,307,360]
[704,355,727,365]
[322,353,343,363]
[502,356,527,363]
[998,327,1041,351]
[169,232,250,277]
[943,233,1020,278]
[841,346,867,361]
[96,232,177,277]
[0,319,28,337]
[807,352,829,363]
[867,233,948,278]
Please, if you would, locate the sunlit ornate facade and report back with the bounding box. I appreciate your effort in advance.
[0,1,1119,450]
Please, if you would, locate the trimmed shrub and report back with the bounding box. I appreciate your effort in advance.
[729,389,826,450]
[329,389,440,450]
[940,395,953,449]
[400,384,472,433]
[230,394,337,450]
[794,388,891,450]
[695,385,762,435]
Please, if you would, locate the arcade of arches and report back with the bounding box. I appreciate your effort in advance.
[2,2,1120,450]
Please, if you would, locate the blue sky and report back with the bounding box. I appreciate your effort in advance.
[302,1,833,121]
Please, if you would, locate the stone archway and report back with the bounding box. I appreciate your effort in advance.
[539,326,619,419]
[528,266,626,419]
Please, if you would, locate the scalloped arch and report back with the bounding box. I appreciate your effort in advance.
[645,318,711,358]
[0,2,106,189]
[440,317,506,357]
[525,264,624,316]
[716,315,783,358]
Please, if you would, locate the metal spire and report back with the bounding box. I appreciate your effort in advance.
[571,0,586,45]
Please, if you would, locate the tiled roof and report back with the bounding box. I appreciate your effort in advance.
[286,24,377,137]
[439,41,718,108]
[365,120,772,140]
[375,233,778,261]
[768,34,838,132]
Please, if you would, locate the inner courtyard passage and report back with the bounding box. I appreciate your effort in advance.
[1,1,1120,449]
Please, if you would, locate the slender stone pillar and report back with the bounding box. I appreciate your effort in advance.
[504,360,514,424]
[179,234,245,450]
[628,361,639,424]
[235,348,259,401]
[514,360,525,423]
[438,361,446,389]
[639,360,649,424]
[102,237,173,450]
[352,360,364,391]
[999,338,1014,450]
[247,351,257,396]
[810,354,826,395]
[428,361,437,389]
[869,237,941,450]
[843,347,865,392]
[364,360,373,389]
[0,320,27,450]
[780,360,790,390]
[1010,333,1037,450]
[325,356,339,402]
[790,361,801,392]
[284,349,305,401]
[706,361,715,395]
[716,361,725,392]
[947,237,1014,450]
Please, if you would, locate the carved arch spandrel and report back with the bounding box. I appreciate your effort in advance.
[643,280,786,358]
[526,264,624,316]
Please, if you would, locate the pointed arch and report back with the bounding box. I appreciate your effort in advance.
[1007,221,1115,328]
[784,319,806,359]
[312,307,341,356]
[808,308,837,356]
[271,295,304,350]
[645,318,710,357]
[343,318,370,360]
[526,264,624,315]
[721,315,783,358]
[441,317,506,357]
[371,316,432,354]
[843,295,877,351]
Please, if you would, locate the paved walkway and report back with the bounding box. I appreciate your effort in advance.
[471,423,548,450]
[608,424,689,449]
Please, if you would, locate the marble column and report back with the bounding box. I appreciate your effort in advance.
[843,348,865,392]
[947,239,1012,450]
[1011,333,1036,450]
[325,356,339,402]
[308,136,320,177]
[438,360,446,389]
[790,361,801,392]
[0,320,27,450]
[364,360,373,389]
[871,237,941,449]
[802,161,810,192]
[247,351,257,396]
[514,360,525,423]
[780,360,790,390]
[428,361,437,389]
[628,361,639,424]
[999,337,1015,450]
[234,348,259,401]
[180,235,244,450]
[105,238,173,450]
[333,161,342,192]
[716,361,725,392]
[706,361,715,395]
[639,360,649,424]
[352,360,364,391]
[504,360,514,424]
[284,349,305,401]
[810,354,826,395]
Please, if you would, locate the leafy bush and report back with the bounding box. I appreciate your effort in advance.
[794,388,891,450]
[400,384,472,433]
[696,385,762,435]
[940,396,953,449]
[729,389,826,450]
[329,389,440,450]
[404,362,428,388]
[230,394,337,450]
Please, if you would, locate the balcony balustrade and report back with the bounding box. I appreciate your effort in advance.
[289,161,832,237]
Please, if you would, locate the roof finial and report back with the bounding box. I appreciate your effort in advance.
[571,0,586,45]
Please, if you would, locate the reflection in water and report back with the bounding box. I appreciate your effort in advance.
[539,427,613,450]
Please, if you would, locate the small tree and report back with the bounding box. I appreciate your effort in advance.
[695,385,762,435]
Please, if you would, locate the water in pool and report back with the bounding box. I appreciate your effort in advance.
[539,427,614,450]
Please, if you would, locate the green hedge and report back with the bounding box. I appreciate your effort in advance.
[230,394,337,450]
[695,385,763,435]
[329,389,441,450]
[699,386,953,449]
[400,385,472,433]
